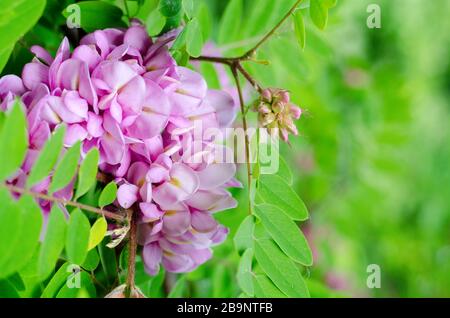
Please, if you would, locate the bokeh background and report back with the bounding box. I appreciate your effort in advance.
[2,0,449,297]
[204,0,450,298]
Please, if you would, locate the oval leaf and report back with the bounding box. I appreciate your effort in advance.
[98,181,117,208]
[66,209,90,265]
[75,148,99,199]
[186,18,203,58]
[218,0,242,44]
[310,0,328,30]
[49,141,81,194]
[0,100,28,181]
[88,217,107,251]
[38,205,67,280]
[27,125,66,188]
[254,204,313,266]
[293,11,306,50]
[253,275,286,298]
[0,195,43,278]
[257,174,308,220]
[254,225,309,298]
[237,248,254,296]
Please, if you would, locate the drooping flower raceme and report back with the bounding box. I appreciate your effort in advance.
[0,22,239,275]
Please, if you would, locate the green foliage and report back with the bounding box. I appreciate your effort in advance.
[38,205,67,280]
[293,10,306,50]
[49,141,81,194]
[0,195,42,278]
[27,125,66,188]
[0,100,28,181]
[98,181,117,208]
[257,174,309,221]
[254,225,309,297]
[168,276,186,298]
[75,148,99,199]
[236,248,253,296]
[66,209,91,265]
[62,1,126,32]
[310,0,328,30]
[88,217,107,250]
[0,0,46,73]
[218,0,242,45]
[254,204,312,266]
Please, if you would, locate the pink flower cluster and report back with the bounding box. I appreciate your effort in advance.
[0,23,240,275]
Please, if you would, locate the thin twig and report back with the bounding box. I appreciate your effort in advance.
[243,0,303,58]
[231,66,253,214]
[2,183,125,222]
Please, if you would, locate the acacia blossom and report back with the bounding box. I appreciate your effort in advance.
[0,22,239,275]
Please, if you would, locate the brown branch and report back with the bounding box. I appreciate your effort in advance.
[231,66,253,214]
[124,208,138,298]
[2,183,125,222]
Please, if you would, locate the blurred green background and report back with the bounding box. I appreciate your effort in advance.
[204,0,450,298]
[2,0,449,298]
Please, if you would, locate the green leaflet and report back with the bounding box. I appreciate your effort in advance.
[253,275,286,298]
[257,174,309,220]
[293,10,306,50]
[237,248,254,296]
[0,195,43,278]
[41,263,71,298]
[75,148,99,199]
[218,0,242,44]
[310,0,328,30]
[186,18,204,58]
[98,181,117,208]
[0,0,46,50]
[253,225,309,298]
[254,204,313,266]
[38,205,67,280]
[56,271,96,298]
[66,209,90,265]
[233,215,255,253]
[88,217,107,251]
[49,141,81,194]
[27,125,66,188]
[0,189,22,272]
[0,100,28,181]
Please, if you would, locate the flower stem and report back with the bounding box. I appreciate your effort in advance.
[231,65,253,214]
[124,208,137,298]
[2,183,125,222]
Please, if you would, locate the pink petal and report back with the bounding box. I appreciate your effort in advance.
[191,211,218,233]
[117,183,139,208]
[64,124,88,147]
[63,90,88,119]
[72,45,102,71]
[22,62,49,90]
[87,112,104,137]
[152,163,199,206]
[124,25,152,53]
[162,208,191,236]
[142,243,162,276]
[139,202,163,222]
[197,163,236,189]
[204,89,237,128]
